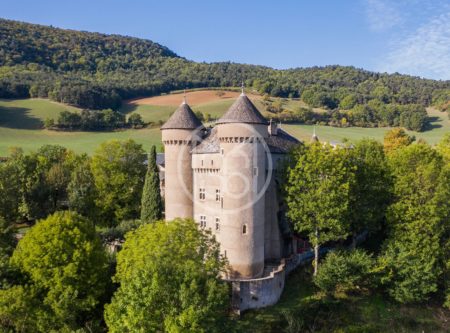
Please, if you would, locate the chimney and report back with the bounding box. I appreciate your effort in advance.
[268,119,278,136]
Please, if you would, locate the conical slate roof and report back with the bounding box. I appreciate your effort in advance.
[160,102,203,130]
[216,93,268,125]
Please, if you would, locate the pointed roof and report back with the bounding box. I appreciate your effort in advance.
[216,93,268,125]
[160,101,203,130]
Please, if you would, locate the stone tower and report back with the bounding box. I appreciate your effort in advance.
[161,99,203,220]
[216,92,269,278]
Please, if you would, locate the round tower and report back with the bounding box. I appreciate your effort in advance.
[161,98,203,221]
[216,92,269,279]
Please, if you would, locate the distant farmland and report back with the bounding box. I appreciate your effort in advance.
[0,90,449,156]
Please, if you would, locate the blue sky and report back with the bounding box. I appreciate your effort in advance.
[2,0,450,80]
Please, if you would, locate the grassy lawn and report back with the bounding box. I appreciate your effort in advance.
[0,127,163,155]
[284,107,449,145]
[0,98,81,129]
[0,96,448,156]
[233,267,450,332]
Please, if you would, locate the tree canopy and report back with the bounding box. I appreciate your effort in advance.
[1,211,109,332]
[105,218,229,333]
[91,139,146,226]
[285,143,355,275]
[379,143,450,303]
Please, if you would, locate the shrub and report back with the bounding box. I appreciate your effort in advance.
[314,249,374,295]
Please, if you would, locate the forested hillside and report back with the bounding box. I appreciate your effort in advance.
[0,18,449,130]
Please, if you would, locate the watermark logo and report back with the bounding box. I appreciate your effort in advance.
[174,123,273,216]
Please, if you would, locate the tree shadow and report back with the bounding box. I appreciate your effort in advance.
[118,103,138,115]
[0,105,43,129]
[423,116,443,131]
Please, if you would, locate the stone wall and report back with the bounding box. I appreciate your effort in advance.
[229,232,368,314]
[229,261,286,314]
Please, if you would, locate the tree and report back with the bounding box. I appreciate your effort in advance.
[383,128,414,154]
[91,139,146,226]
[285,143,355,275]
[140,146,163,223]
[0,217,17,289]
[379,144,450,303]
[104,219,229,333]
[339,94,358,110]
[348,139,391,247]
[68,156,98,219]
[0,153,23,222]
[437,133,450,163]
[4,211,109,332]
[127,112,144,128]
[314,249,374,295]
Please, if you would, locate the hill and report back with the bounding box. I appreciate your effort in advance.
[0,18,449,123]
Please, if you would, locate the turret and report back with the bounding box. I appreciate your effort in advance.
[161,98,203,220]
[216,91,269,279]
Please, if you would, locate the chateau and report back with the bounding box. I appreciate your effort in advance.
[160,90,302,311]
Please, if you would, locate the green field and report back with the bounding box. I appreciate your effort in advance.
[284,107,449,145]
[0,97,448,156]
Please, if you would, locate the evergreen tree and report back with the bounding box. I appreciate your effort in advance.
[140,146,163,223]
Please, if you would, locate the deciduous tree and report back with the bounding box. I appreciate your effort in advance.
[5,211,109,332]
[379,144,450,303]
[91,140,146,226]
[285,143,355,275]
[383,128,414,154]
[348,139,391,247]
[105,219,229,333]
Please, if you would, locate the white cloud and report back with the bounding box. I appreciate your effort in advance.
[365,0,402,32]
[379,11,450,80]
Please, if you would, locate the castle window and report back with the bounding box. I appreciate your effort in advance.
[211,160,214,166]
[215,189,220,202]
[242,224,247,234]
[221,197,223,209]
[221,148,224,155]
[199,188,206,200]
[201,160,204,166]
[253,167,258,176]
[215,217,220,232]
[200,215,206,228]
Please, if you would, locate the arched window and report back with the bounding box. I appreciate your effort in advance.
[242,224,247,234]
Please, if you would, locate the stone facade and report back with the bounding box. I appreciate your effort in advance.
[160,92,302,310]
